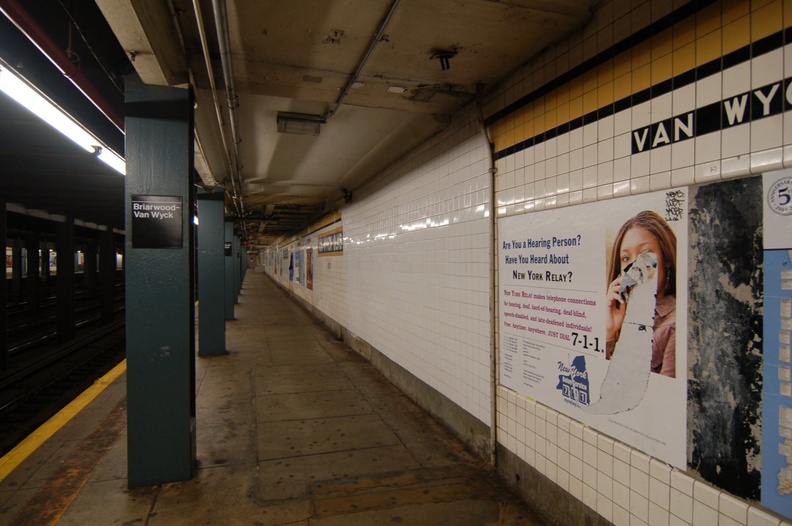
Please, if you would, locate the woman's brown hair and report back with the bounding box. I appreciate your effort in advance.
[606,210,677,296]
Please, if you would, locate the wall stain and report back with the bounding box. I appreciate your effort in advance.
[688,177,763,499]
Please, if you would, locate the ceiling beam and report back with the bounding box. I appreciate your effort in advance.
[95,0,188,86]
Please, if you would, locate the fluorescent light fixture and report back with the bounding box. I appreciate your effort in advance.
[96,146,126,175]
[276,112,325,136]
[0,64,126,175]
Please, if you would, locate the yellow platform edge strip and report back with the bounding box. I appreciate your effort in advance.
[0,359,127,483]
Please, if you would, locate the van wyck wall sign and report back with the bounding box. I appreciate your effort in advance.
[632,77,792,154]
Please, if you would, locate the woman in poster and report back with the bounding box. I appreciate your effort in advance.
[605,210,677,378]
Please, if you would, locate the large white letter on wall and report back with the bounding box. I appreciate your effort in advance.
[499,189,688,467]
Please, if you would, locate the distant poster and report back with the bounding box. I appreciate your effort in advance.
[294,250,304,286]
[499,189,688,467]
[307,248,313,290]
[762,169,792,517]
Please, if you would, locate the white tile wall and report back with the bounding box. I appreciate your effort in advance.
[487,1,792,526]
[264,111,493,426]
[498,385,791,526]
[490,15,792,215]
[264,1,792,525]
[338,115,492,425]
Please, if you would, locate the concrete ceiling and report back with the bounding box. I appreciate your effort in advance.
[0,0,595,246]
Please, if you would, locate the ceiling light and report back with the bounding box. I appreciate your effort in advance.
[387,86,406,93]
[276,112,325,136]
[96,146,126,175]
[0,64,126,175]
[0,64,95,152]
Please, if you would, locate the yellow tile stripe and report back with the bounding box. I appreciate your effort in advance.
[491,0,786,153]
[0,359,126,483]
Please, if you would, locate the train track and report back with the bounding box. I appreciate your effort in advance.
[6,285,125,354]
[0,318,125,456]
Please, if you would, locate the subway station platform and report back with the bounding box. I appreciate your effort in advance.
[0,272,544,525]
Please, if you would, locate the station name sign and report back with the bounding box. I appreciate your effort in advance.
[131,195,183,248]
[632,77,792,154]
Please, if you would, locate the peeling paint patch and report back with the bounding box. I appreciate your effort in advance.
[688,177,763,499]
[586,251,657,415]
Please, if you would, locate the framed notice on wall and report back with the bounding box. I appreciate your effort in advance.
[131,195,183,249]
[498,189,688,467]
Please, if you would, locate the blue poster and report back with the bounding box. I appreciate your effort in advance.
[762,170,792,516]
[761,249,792,515]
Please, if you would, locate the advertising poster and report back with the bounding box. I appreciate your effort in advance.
[281,249,289,278]
[307,248,314,290]
[294,250,304,285]
[499,189,688,467]
[762,169,792,517]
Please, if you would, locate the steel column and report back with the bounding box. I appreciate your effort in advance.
[0,202,6,371]
[125,80,196,488]
[83,239,98,297]
[41,247,51,297]
[99,230,115,324]
[224,221,234,320]
[25,233,39,316]
[197,191,225,356]
[56,217,75,342]
[11,241,21,303]
[233,233,240,301]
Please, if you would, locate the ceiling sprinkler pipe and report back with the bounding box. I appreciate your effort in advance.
[211,0,245,216]
[0,0,124,132]
[192,0,239,215]
[325,0,401,120]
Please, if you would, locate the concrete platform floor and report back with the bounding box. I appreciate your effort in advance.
[0,272,546,525]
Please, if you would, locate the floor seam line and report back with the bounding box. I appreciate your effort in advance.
[257,442,413,463]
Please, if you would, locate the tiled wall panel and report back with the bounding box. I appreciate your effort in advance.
[487,1,792,214]
[264,0,792,524]
[341,120,492,424]
[267,113,494,426]
[487,0,792,524]
[312,232,350,330]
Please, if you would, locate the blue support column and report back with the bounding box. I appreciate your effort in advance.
[239,245,248,284]
[233,233,241,301]
[125,80,196,488]
[197,191,226,356]
[224,221,234,320]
